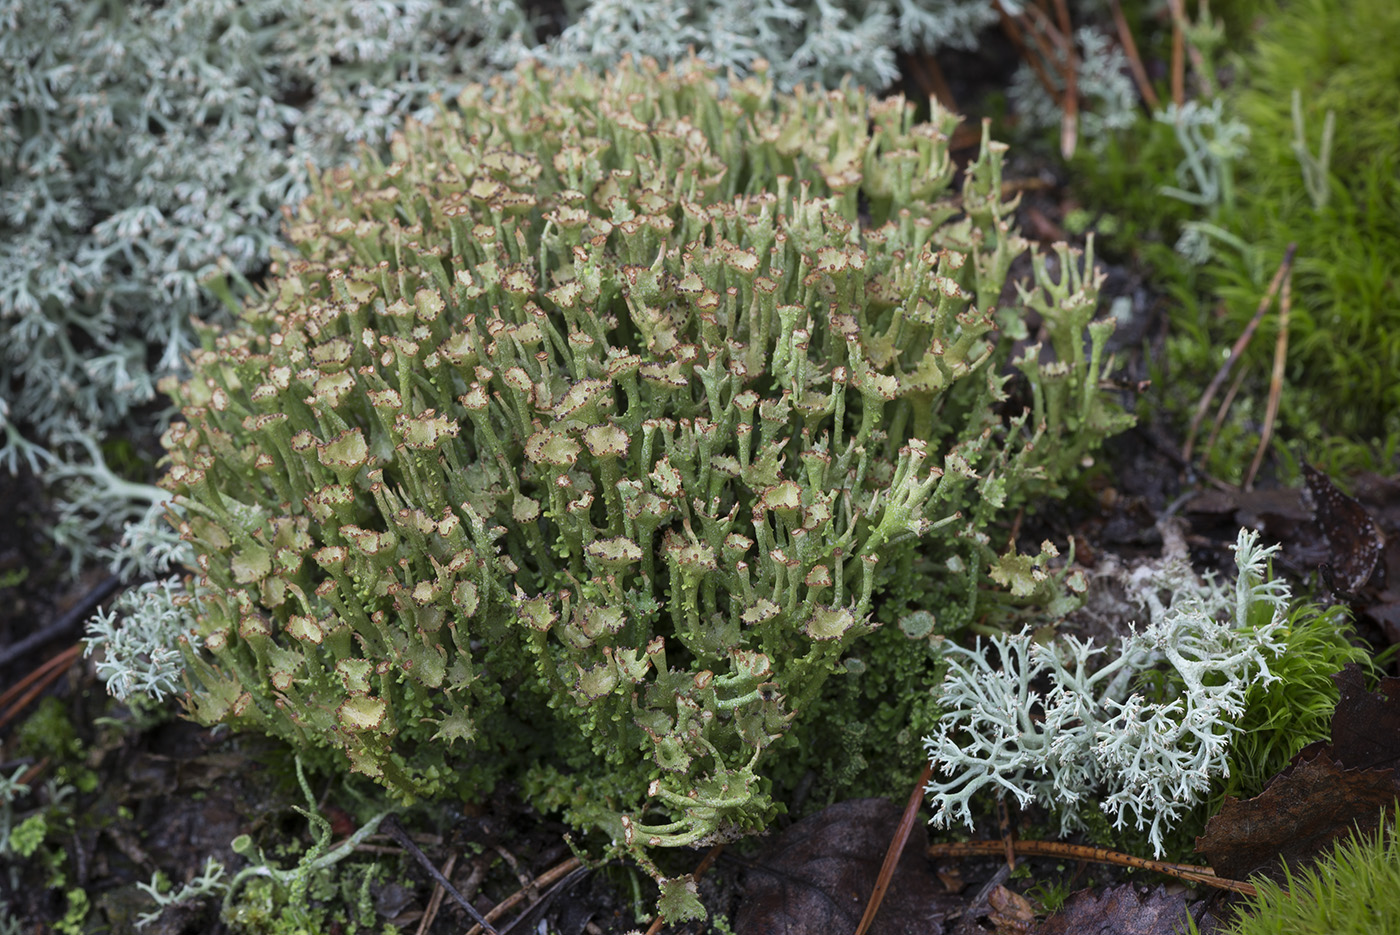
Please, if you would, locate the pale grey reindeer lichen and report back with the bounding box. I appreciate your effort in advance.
[85,578,198,703]
[924,528,1290,856]
[0,0,531,475]
[1007,26,1140,151]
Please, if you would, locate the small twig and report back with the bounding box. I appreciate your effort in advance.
[0,644,84,731]
[854,759,934,935]
[926,839,1257,896]
[1245,250,1293,490]
[996,798,1017,872]
[1108,0,1159,110]
[950,863,1013,935]
[415,853,457,935]
[493,843,537,905]
[464,856,583,935]
[1182,244,1298,465]
[382,814,500,935]
[0,574,123,669]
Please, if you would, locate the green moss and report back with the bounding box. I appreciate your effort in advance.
[1204,815,1400,935]
[7,814,47,859]
[52,889,89,935]
[1074,0,1400,476]
[1216,0,1400,443]
[1215,601,1372,806]
[15,696,82,763]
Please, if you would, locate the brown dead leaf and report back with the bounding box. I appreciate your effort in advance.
[987,885,1035,933]
[735,798,957,935]
[1186,469,1400,635]
[1196,664,1400,885]
[1030,884,1215,935]
[1183,487,1316,559]
[1302,463,1386,599]
[1363,600,1400,646]
[1197,752,1398,884]
[936,867,966,894]
[1327,662,1400,772]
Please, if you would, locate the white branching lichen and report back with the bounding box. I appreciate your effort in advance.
[85,578,197,703]
[924,528,1289,856]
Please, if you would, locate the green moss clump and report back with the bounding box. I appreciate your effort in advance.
[161,56,1128,912]
[1216,600,1373,805]
[1207,816,1400,935]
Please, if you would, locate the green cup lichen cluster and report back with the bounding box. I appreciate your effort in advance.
[160,56,1128,911]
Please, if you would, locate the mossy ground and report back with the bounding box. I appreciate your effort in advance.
[5,4,1400,931]
[1198,817,1400,935]
[1074,0,1400,481]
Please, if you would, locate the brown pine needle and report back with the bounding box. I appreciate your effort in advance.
[926,839,1257,896]
[415,853,457,935]
[1050,0,1079,159]
[1108,0,1159,110]
[0,642,83,711]
[995,2,1059,102]
[855,759,935,935]
[1245,252,1293,490]
[1182,243,1298,465]
[1021,4,1072,85]
[1005,2,1069,112]
[1201,363,1250,469]
[464,856,582,935]
[0,642,83,731]
[1168,0,1186,107]
[19,756,52,790]
[906,53,957,113]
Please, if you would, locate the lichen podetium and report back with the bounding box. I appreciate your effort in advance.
[160,56,1129,920]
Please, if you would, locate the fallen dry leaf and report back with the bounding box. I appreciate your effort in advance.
[735,798,957,935]
[936,867,966,894]
[987,884,1035,933]
[1327,662,1400,771]
[1197,752,1399,884]
[1183,487,1317,564]
[1185,468,1400,644]
[1196,664,1400,885]
[1363,600,1400,646]
[1302,463,1385,599]
[1031,884,1215,935]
